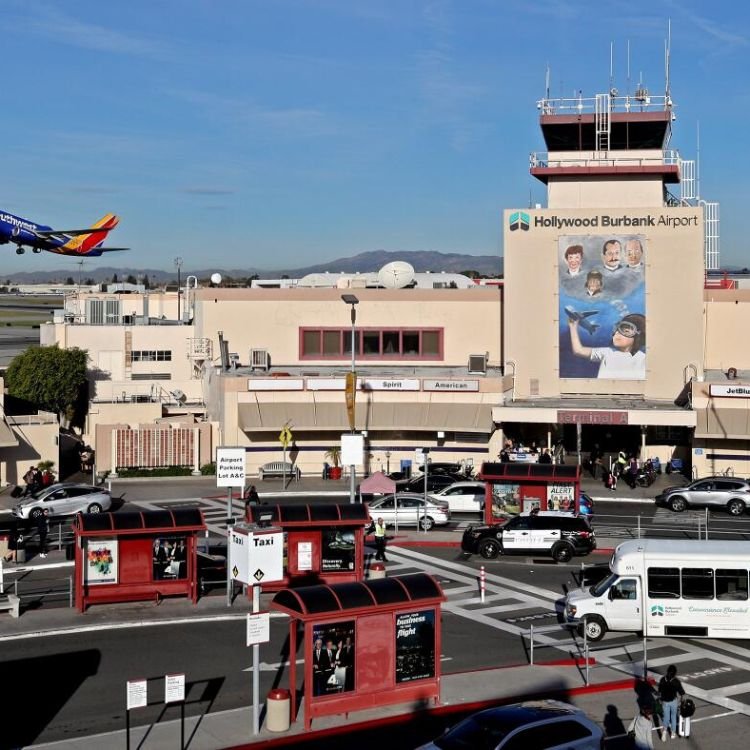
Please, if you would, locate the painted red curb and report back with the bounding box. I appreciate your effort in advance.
[223,676,642,749]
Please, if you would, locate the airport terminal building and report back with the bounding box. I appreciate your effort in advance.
[9,78,750,483]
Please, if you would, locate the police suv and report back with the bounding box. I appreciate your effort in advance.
[461,511,596,563]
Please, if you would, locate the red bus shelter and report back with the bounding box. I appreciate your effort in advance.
[247,503,370,590]
[478,462,582,523]
[271,573,446,730]
[73,509,205,612]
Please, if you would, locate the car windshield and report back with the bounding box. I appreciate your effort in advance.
[591,572,618,597]
[434,714,511,750]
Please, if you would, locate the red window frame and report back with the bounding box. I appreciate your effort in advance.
[299,327,443,360]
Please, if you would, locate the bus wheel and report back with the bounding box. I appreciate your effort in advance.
[584,616,607,642]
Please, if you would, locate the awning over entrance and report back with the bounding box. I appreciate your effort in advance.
[0,420,18,448]
[695,407,750,440]
[238,401,493,433]
[359,471,396,494]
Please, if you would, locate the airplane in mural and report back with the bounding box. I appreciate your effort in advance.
[563,306,600,335]
[0,209,128,257]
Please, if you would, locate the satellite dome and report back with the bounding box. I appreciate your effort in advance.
[377,261,415,289]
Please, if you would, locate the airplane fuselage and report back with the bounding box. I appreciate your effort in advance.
[0,211,54,252]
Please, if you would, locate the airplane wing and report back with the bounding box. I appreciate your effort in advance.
[578,310,599,318]
[32,228,116,238]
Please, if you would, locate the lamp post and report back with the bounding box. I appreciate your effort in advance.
[385,451,391,475]
[174,256,183,323]
[342,294,359,504]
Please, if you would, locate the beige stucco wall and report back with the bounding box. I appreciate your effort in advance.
[193,288,502,368]
[703,291,750,371]
[504,206,704,401]
[548,175,666,209]
[0,418,59,487]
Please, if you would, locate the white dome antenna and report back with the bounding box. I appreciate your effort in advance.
[377,261,415,289]
[210,273,222,285]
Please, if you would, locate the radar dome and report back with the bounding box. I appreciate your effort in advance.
[377,261,415,289]
[210,273,222,285]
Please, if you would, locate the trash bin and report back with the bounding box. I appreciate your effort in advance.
[266,688,291,732]
[15,534,26,564]
[369,561,386,580]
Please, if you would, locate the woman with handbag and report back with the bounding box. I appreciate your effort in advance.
[657,664,686,740]
[628,705,655,749]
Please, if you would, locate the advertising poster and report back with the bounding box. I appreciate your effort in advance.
[152,536,188,580]
[311,621,355,697]
[490,482,521,517]
[547,483,575,511]
[321,529,356,572]
[559,234,646,379]
[86,539,118,585]
[395,610,435,683]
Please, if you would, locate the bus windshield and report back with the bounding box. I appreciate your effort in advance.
[591,572,618,597]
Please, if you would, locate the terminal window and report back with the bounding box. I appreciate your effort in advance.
[301,327,443,360]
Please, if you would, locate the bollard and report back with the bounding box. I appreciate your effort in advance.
[479,566,486,603]
[266,689,291,732]
[369,561,386,580]
[530,623,534,664]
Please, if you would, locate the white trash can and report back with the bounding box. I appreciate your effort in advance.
[369,561,386,579]
[266,688,291,732]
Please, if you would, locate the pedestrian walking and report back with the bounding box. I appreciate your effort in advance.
[657,664,685,740]
[22,466,36,496]
[244,484,260,510]
[373,517,388,562]
[628,705,655,749]
[36,509,50,558]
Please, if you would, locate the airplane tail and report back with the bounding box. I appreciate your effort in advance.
[60,214,119,255]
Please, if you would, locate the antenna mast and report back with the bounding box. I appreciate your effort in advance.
[665,18,672,100]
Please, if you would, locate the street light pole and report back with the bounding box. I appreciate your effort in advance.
[174,257,183,323]
[342,294,359,504]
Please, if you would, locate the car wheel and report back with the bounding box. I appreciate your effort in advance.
[478,538,502,559]
[552,542,574,563]
[30,507,44,520]
[584,615,607,642]
[418,516,434,531]
[669,496,687,512]
[728,499,746,516]
[87,503,103,514]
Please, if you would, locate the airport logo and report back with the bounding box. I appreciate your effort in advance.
[650,604,665,617]
[509,211,530,232]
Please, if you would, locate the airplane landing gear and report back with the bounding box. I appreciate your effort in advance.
[15,246,25,255]
[32,248,42,253]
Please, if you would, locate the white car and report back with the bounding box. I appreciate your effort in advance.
[367,492,450,531]
[12,483,113,520]
[430,481,486,513]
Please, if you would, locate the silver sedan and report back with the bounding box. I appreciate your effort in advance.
[12,483,112,520]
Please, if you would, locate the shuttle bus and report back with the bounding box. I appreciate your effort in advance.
[565,539,750,641]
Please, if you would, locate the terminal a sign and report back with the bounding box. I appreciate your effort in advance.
[557,410,628,425]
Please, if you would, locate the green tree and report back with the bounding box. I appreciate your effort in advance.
[5,346,89,427]
[143,275,150,289]
[65,277,75,285]
[126,274,137,285]
[111,273,119,283]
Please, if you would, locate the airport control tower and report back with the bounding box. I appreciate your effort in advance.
[495,67,706,459]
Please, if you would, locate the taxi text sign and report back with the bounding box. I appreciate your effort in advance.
[230,525,284,585]
[216,447,246,488]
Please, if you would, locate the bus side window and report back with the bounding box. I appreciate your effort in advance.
[716,569,749,601]
[648,566,680,599]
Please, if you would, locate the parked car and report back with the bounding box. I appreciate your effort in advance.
[417,699,604,750]
[396,473,463,493]
[12,483,112,520]
[417,462,463,475]
[430,481,487,513]
[461,512,596,562]
[367,492,450,530]
[655,476,750,515]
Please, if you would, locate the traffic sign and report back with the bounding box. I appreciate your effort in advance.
[278,426,293,448]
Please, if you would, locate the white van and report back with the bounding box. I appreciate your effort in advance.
[565,539,750,641]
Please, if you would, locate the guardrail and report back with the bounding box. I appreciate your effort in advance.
[0,560,75,608]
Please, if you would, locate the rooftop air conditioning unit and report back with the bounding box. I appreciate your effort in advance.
[468,354,488,375]
[250,348,270,371]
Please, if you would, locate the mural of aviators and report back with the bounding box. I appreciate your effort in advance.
[563,244,584,276]
[625,238,645,270]
[600,239,623,273]
[584,270,603,296]
[568,312,646,380]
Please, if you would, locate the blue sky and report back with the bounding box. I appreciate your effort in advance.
[2,0,749,274]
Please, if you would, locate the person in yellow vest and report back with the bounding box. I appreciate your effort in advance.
[374,517,388,562]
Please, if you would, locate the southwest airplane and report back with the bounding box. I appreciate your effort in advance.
[0,210,128,256]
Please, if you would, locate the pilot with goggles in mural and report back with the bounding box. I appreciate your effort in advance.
[568,312,646,380]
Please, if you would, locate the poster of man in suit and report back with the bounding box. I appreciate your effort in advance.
[311,621,355,697]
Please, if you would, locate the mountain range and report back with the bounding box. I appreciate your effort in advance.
[2,250,503,284]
